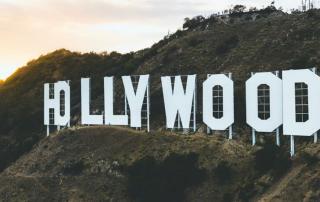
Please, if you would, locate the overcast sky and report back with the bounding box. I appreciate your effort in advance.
[0,0,313,79]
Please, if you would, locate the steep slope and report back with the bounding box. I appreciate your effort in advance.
[0,126,302,202]
[1,8,320,176]
[257,143,320,202]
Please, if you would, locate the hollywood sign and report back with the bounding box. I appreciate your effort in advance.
[44,69,320,156]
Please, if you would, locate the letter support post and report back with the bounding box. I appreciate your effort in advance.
[312,68,318,143]
[290,135,295,157]
[228,73,233,140]
[252,128,256,146]
[193,77,197,132]
[206,74,211,135]
[276,128,280,146]
[251,72,256,146]
[147,77,150,132]
[275,71,280,146]
[47,125,50,137]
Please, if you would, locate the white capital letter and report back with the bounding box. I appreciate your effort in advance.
[81,78,103,125]
[246,72,282,132]
[203,74,234,130]
[283,69,320,136]
[104,77,128,125]
[122,75,149,127]
[44,81,70,126]
[161,75,196,129]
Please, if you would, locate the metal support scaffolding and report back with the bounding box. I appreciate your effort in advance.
[193,77,197,132]
[250,72,256,146]
[146,79,150,132]
[67,80,71,128]
[275,71,281,146]
[228,73,233,139]
[311,68,318,143]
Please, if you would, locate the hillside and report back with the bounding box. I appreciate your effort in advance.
[0,126,318,201]
[2,9,320,170]
[0,8,320,201]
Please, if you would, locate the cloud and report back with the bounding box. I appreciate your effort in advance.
[0,0,213,26]
[0,0,304,79]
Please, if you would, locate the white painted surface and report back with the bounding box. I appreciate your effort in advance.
[246,72,283,132]
[161,75,196,129]
[44,81,70,126]
[203,74,234,130]
[104,77,128,125]
[283,69,320,136]
[122,75,149,127]
[81,78,103,125]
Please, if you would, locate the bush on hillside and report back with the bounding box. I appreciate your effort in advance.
[231,5,246,14]
[125,153,206,202]
[183,16,205,30]
[214,161,234,184]
[254,144,291,177]
[215,35,239,55]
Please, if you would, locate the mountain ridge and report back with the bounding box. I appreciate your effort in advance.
[1,7,320,170]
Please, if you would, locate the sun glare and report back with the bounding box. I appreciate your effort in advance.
[0,65,20,80]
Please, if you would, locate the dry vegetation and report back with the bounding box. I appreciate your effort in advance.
[2,126,317,201]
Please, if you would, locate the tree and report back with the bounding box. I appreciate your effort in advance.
[261,5,277,14]
[231,5,246,14]
[183,15,205,30]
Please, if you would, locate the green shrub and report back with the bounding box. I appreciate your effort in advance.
[214,161,234,184]
[216,35,239,55]
[125,153,206,202]
[254,144,291,176]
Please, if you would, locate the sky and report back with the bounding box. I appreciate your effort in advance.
[0,0,311,80]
